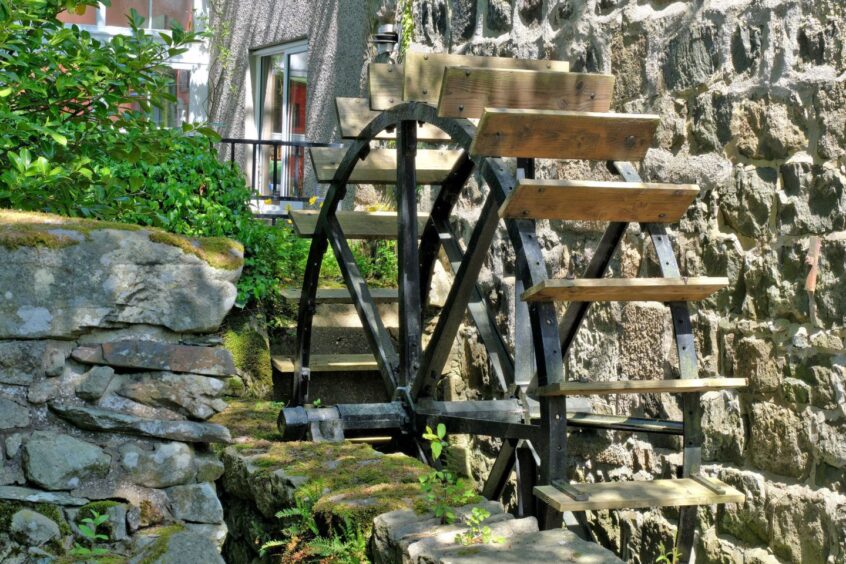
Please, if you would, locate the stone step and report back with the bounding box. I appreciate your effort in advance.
[271,353,377,373]
[280,287,400,304]
[371,500,623,563]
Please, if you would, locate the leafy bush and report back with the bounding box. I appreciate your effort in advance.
[0,0,398,306]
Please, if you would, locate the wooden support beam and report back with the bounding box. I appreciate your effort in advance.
[500,180,700,223]
[290,210,427,239]
[335,97,450,141]
[537,378,747,397]
[522,277,729,303]
[311,147,462,185]
[369,63,404,110]
[470,110,659,160]
[403,52,570,106]
[438,67,614,118]
[534,477,745,512]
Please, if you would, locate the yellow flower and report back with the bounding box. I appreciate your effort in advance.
[308,195,318,206]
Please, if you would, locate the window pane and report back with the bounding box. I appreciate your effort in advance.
[261,55,286,139]
[106,0,150,27]
[151,0,193,30]
[149,69,190,128]
[287,51,308,137]
[58,5,97,25]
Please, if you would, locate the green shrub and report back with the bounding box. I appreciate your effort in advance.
[0,0,398,307]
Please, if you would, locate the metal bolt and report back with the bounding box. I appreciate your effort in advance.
[422,88,428,95]
[590,93,596,100]
[624,135,636,148]
[658,213,667,218]
[389,98,394,103]
[388,67,393,72]
[458,104,464,112]
[423,54,429,60]
[465,70,471,77]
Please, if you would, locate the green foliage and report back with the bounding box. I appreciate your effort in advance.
[0,0,314,305]
[69,509,113,559]
[0,0,211,214]
[656,541,681,564]
[419,424,476,524]
[454,506,506,546]
[400,0,414,59]
[260,495,368,563]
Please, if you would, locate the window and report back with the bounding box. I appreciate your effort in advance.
[151,68,191,128]
[254,42,309,198]
[59,0,194,30]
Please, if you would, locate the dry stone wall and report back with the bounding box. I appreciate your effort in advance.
[0,211,244,562]
[401,1,846,562]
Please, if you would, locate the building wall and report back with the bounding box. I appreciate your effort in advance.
[401,1,846,563]
[207,0,382,197]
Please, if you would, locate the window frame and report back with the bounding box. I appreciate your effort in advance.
[252,39,309,144]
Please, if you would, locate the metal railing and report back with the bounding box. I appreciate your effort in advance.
[218,137,340,202]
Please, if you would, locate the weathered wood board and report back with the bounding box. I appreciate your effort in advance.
[438,67,614,118]
[470,109,659,160]
[499,180,699,222]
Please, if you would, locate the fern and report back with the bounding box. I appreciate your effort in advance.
[258,539,287,557]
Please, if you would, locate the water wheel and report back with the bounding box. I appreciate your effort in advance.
[275,52,746,562]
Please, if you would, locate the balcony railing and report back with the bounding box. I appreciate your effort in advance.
[218,137,341,221]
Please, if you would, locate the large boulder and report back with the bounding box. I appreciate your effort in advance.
[22,431,111,490]
[0,210,242,338]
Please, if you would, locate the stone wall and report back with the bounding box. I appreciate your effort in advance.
[400,1,846,562]
[0,211,244,562]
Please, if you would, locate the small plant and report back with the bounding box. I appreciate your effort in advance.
[418,424,475,524]
[69,509,111,559]
[260,495,366,562]
[312,398,323,408]
[454,506,506,546]
[656,541,681,564]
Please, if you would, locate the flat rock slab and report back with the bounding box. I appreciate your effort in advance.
[441,529,625,563]
[49,403,231,444]
[72,340,236,377]
[0,485,89,506]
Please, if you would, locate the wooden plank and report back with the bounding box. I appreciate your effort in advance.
[310,147,462,185]
[438,67,614,118]
[403,52,570,106]
[335,97,450,141]
[280,287,400,304]
[499,180,700,223]
[534,477,745,512]
[369,63,404,110]
[470,109,660,160]
[537,378,747,397]
[272,354,378,373]
[289,210,427,239]
[522,277,729,302]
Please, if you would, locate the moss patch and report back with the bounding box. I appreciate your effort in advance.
[245,441,429,532]
[209,399,283,442]
[0,209,243,271]
[0,500,72,555]
[148,231,243,271]
[221,308,272,397]
[134,523,186,564]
